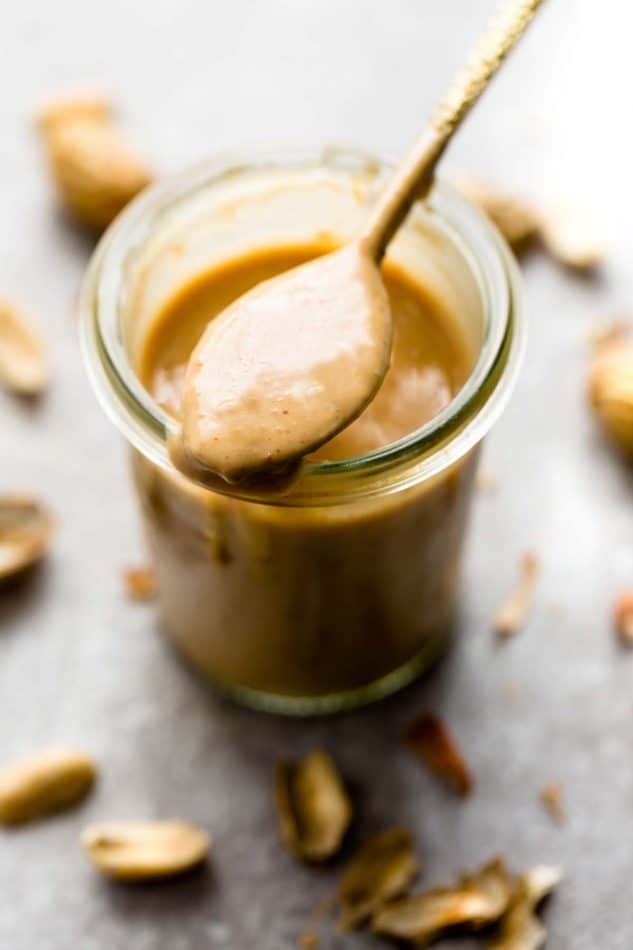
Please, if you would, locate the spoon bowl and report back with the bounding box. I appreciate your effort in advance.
[178,242,391,483]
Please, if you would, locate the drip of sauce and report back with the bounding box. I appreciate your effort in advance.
[140,243,472,468]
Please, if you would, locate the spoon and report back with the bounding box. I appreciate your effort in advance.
[176,0,544,486]
[0,495,54,582]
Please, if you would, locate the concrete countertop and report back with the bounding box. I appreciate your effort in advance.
[2,1,632,947]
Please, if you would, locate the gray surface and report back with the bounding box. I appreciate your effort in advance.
[1,0,632,947]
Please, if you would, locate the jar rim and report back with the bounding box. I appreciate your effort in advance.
[79,145,524,507]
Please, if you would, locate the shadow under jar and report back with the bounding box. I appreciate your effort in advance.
[80,147,524,715]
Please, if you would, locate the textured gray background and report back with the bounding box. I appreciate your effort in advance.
[1,0,632,947]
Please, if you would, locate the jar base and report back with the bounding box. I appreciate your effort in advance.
[166,625,453,717]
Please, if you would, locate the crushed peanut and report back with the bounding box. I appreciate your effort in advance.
[339,827,420,930]
[493,553,539,638]
[373,857,513,943]
[37,93,153,231]
[476,469,499,492]
[123,565,156,600]
[453,177,539,250]
[588,338,633,458]
[0,496,54,582]
[540,782,566,825]
[613,592,633,647]
[276,750,352,863]
[0,300,49,396]
[539,201,606,271]
[0,748,96,825]
[298,934,319,949]
[82,819,210,880]
[405,712,472,797]
[489,864,562,949]
[587,319,629,349]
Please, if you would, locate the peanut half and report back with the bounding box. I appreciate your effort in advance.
[540,201,606,271]
[0,748,96,825]
[454,176,539,250]
[37,93,153,231]
[81,820,210,881]
[588,338,633,457]
[122,565,156,600]
[0,300,49,396]
[276,750,352,863]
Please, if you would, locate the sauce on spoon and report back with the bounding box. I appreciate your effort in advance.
[173,0,544,486]
[174,242,390,484]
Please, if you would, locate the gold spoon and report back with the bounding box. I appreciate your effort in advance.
[177,0,545,486]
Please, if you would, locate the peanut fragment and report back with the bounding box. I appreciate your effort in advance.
[123,565,156,600]
[587,319,629,349]
[476,469,499,492]
[613,592,633,646]
[489,864,562,950]
[405,712,472,797]
[540,782,566,825]
[37,93,152,231]
[298,935,319,949]
[540,201,606,271]
[454,175,608,272]
[81,820,210,880]
[0,495,54,582]
[455,177,539,250]
[0,748,96,825]
[339,828,420,930]
[493,553,539,638]
[588,338,633,458]
[0,300,49,396]
[373,857,513,943]
[276,750,352,863]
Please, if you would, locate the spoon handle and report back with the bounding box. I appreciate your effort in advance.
[361,0,546,262]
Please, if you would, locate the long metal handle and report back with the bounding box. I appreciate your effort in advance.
[361,0,546,261]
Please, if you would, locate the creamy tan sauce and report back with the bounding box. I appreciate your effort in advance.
[140,243,472,462]
[172,243,389,482]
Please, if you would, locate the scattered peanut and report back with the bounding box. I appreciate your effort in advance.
[540,201,606,271]
[0,748,96,825]
[587,319,629,349]
[81,820,210,881]
[493,552,539,638]
[0,300,49,396]
[0,496,54,582]
[588,338,633,457]
[405,713,472,797]
[454,175,609,273]
[476,469,499,492]
[490,864,562,950]
[540,782,566,825]
[123,565,156,600]
[455,177,539,249]
[276,750,352,863]
[613,592,633,646]
[37,93,153,231]
[339,828,420,930]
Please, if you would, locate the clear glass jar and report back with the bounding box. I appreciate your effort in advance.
[80,146,524,715]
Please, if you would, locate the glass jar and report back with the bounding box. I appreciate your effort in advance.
[80,146,524,715]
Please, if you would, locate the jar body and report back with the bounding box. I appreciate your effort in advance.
[132,445,478,710]
[81,147,523,714]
